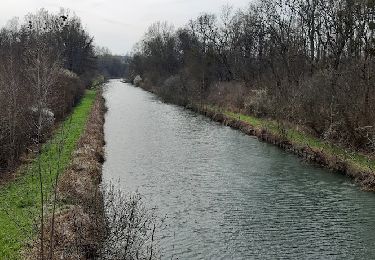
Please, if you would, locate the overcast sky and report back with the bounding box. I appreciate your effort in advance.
[0,0,251,55]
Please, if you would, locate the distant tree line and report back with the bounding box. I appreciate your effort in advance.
[0,9,96,172]
[128,0,375,152]
[96,47,128,79]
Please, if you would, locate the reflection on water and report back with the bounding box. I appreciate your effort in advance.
[103,80,375,259]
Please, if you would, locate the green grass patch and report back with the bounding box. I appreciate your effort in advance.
[0,90,96,259]
[208,105,375,173]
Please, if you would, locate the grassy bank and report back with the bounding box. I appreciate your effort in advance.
[0,90,96,259]
[27,90,106,259]
[202,105,375,189]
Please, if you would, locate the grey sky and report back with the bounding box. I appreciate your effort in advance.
[0,0,251,55]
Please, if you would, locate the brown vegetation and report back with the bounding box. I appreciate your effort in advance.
[128,0,375,155]
[26,91,106,260]
[0,9,96,175]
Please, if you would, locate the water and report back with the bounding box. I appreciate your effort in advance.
[103,79,375,259]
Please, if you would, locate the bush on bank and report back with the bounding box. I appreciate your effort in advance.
[0,90,96,259]
[128,1,375,155]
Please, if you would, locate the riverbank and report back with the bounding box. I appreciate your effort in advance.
[27,90,106,259]
[192,104,375,190]
[0,90,100,259]
[30,88,106,259]
[136,82,375,191]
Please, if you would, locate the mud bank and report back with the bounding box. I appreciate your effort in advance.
[27,91,106,259]
[190,105,375,191]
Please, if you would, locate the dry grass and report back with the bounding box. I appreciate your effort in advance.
[25,91,106,260]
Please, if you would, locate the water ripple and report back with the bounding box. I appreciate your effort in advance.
[103,80,375,260]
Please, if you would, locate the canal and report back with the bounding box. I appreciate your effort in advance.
[103,79,375,259]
